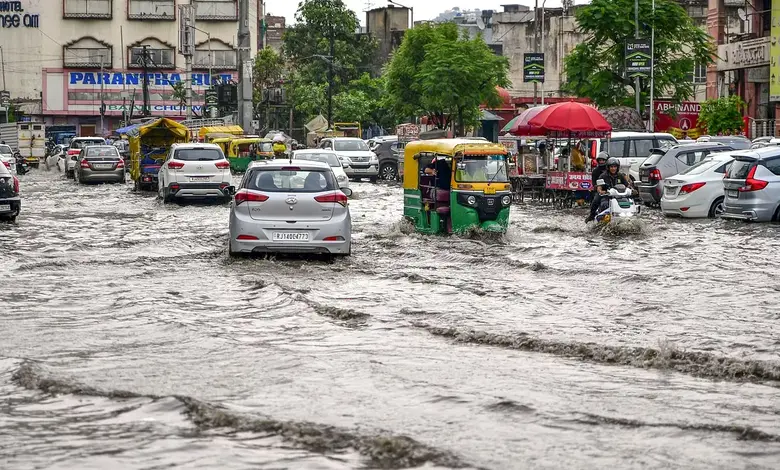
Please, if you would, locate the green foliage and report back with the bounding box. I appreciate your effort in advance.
[563,0,714,109]
[253,47,285,92]
[285,74,326,118]
[170,81,187,107]
[385,22,509,132]
[697,96,745,135]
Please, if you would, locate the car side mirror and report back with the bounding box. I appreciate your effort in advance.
[225,186,236,196]
[341,187,353,197]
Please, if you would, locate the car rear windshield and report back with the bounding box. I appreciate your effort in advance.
[247,169,337,192]
[174,148,224,161]
[334,140,368,152]
[657,138,677,150]
[86,147,120,158]
[644,150,667,166]
[726,157,756,179]
[71,139,105,149]
[678,158,719,176]
[295,153,341,167]
[0,145,11,154]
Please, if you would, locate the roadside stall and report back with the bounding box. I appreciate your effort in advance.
[128,118,189,191]
[395,123,421,181]
[504,106,550,202]
[526,102,612,209]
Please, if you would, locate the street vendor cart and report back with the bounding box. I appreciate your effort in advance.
[127,118,190,191]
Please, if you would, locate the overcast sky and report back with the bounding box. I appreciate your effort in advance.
[263,0,568,25]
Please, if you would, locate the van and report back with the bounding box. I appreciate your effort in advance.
[593,132,678,182]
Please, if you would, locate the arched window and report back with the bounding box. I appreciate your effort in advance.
[63,37,112,68]
[194,39,236,70]
[127,38,175,69]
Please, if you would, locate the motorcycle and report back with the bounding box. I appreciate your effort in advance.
[595,183,639,224]
[15,152,29,175]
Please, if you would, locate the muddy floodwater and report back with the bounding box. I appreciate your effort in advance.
[1,170,779,469]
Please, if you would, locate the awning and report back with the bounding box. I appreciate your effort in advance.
[480,110,502,121]
[114,124,138,136]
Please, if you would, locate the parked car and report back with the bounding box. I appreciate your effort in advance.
[113,140,130,168]
[594,132,679,182]
[157,143,233,203]
[0,144,14,173]
[320,137,379,182]
[637,142,733,206]
[721,147,780,222]
[75,145,125,184]
[696,135,751,150]
[660,152,735,218]
[45,144,65,171]
[372,139,403,180]
[228,160,352,257]
[292,149,349,189]
[752,136,774,145]
[65,137,106,178]
[0,161,20,222]
[367,135,397,152]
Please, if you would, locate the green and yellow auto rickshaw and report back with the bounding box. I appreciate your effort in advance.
[403,139,512,234]
[226,137,273,172]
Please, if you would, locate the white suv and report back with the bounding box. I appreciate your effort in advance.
[157,143,234,203]
[320,137,380,182]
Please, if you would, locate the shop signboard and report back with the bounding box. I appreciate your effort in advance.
[771,0,780,101]
[653,100,702,139]
[396,123,420,143]
[625,39,652,79]
[716,37,769,71]
[498,135,518,155]
[545,171,592,191]
[523,53,545,83]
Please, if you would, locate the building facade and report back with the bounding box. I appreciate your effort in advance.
[260,14,284,52]
[0,0,258,135]
[365,5,409,68]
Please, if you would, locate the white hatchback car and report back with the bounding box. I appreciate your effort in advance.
[158,143,233,203]
[661,152,735,218]
[228,160,352,256]
[0,144,15,174]
[292,149,349,189]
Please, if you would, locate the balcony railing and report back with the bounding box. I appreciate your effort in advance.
[64,47,112,68]
[193,50,237,70]
[128,48,175,69]
[64,0,112,19]
[128,0,175,20]
[195,0,237,20]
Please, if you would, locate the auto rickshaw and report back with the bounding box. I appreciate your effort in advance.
[403,139,512,234]
[226,137,273,172]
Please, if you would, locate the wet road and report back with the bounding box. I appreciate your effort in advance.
[1,169,779,469]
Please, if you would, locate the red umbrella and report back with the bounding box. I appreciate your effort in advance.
[528,101,612,137]
[506,105,550,136]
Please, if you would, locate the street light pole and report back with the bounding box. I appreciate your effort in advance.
[0,46,8,123]
[649,0,655,131]
[100,55,105,135]
[634,0,641,115]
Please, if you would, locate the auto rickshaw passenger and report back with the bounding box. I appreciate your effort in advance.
[424,157,451,190]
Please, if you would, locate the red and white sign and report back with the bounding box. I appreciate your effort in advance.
[653,101,701,135]
[545,171,592,191]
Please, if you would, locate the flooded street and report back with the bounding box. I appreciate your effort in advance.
[1,169,779,469]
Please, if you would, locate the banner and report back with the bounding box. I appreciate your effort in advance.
[523,53,545,83]
[625,39,652,79]
[545,171,592,191]
[653,101,702,139]
[771,0,780,100]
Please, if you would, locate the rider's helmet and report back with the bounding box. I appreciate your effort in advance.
[596,151,609,164]
[606,157,620,172]
[272,134,286,156]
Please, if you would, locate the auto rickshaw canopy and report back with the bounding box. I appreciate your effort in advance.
[402,138,509,190]
[199,125,244,141]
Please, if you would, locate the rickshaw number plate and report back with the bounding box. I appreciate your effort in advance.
[484,187,496,195]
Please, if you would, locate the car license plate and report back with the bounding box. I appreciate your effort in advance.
[352,168,367,173]
[727,190,739,199]
[484,186,496,195]
[0,204,10,212]
[93,163,113,170]
[665,187,676,196]
[273,232,309,241]
[641,176,648,183]
[190,176,210,182]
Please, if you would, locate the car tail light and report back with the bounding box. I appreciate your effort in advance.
[315,191,348,207]
[170,183,180,192]
[168,161,185,170]
[80,160,90,168]
[679,182,705,194]
[281,166,301,171]
[740,166,768,192]
[13,176,19,194]
[649,169,662,181]
[116,159,125,168]
[234,190,268,205]
[323,236,345,241]
[215,160,230,169]
[236,234,259,240]
[2,161,9,169]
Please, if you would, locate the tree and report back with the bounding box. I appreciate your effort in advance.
[253,46,285,103]
[385,22,509,133]
[170,81,187,116]
[697,96,745,135]
[563,0,714,110]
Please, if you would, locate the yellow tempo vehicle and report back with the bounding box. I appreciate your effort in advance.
[403,139,512,234]
[127,118,189,191]
[198,125,243,142]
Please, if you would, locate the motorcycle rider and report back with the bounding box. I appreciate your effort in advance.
[272,135,287,158]
[585,152,609,222]
[586,157,631,222]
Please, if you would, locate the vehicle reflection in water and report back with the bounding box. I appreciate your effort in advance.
[0,170,779,469]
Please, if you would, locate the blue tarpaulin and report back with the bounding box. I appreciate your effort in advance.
[114,124,138,136]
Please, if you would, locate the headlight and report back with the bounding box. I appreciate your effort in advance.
[467,195,477,206]
[337,174,346,181]
[501,195,512,206]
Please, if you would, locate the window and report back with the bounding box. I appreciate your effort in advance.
[676,150,707,167]
[128,47,174,69]
[713,161,732,174]
[727,158,756,178]
[247,169,337,192]
[688,62,707,85]
[194,41,237,70]
[64,0,111,19]
[655,138,677,151]
[334,140,369,152]
[764,158,780,176]
[632,139,654,158]
[195,0,237,20]
[294,153,341,167]
[455,156,509,183]
[128,0,175,20]
[63,38,111,68]
[174,148,224,161]
[607,140,626,157]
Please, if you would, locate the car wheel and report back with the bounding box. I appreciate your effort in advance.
[76,170,83,184]
[708,197,724,218]
[379,162,397,181]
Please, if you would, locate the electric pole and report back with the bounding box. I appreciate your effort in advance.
[179,2,195,120]
[141,45,151,117]
[634,0,641,115]
[100,55,105,135]
[1,45,9,124]
[237,0,253,130]
[533,0,538,106]
[327,32,335,130]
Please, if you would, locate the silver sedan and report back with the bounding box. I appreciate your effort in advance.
[75,146,125,184]
[228,160,352,256]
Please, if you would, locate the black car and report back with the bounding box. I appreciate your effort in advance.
[0,162,21,222]
[373,139,402,180]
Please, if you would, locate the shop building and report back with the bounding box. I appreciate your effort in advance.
[0,0,258,135]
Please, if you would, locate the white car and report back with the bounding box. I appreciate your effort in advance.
[292,149,349,189]
[65,137,106,178]
[46,145,65,171]
[660,152,735,218]
[0,144,14,174]
[228,160,352,257]
[157,143,234,203]
[320,137,379,182]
